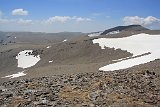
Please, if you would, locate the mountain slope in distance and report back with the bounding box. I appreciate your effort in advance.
[101,25,149,35]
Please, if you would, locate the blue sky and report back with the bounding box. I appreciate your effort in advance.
[0,0,160,32]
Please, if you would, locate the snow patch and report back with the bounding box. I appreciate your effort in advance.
[2,71,26,79]
[63,39,67,42]
[49,60,53,63]
[92,33,160,71]
[106,30,120,35]
[16,50,40,69]
[15,37,17,38]
[99,54,154,71]
[46,46,51,48]
[88,32,102,37]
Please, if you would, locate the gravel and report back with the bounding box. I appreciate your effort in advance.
[0,70,160,107]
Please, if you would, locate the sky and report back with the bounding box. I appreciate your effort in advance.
[0,0,160,33]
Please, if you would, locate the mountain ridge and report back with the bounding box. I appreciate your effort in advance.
[101,25,149,35]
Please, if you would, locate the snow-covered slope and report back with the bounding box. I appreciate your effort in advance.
[93,33,160,71]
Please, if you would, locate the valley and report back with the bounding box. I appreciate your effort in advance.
[0,25,160,106]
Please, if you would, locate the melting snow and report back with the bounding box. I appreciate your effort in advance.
[49,60,53,63]
[106,30,120,35]
[16,50,40,69]
[2,71,26,79]
[63,39,67,42]
[46,46,51,48]
[88,32,103,37]
[92,33,160,71]
[112,56,131,62]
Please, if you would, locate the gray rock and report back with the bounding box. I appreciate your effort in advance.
[89,91,100,101]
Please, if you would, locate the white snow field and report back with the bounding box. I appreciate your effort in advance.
[2,71,26,79]
[92,33,160,71]
[88,32,103,37]
[16,50,40,69]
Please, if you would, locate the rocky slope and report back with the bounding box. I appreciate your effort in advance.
[0,69,160,107]
[0,32,84,45]
[0,25,160,106]
[0,35,131,82]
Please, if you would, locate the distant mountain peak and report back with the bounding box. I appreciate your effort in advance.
[101,25,149,35]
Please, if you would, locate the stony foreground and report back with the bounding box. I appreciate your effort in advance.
[0,70,160,107]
